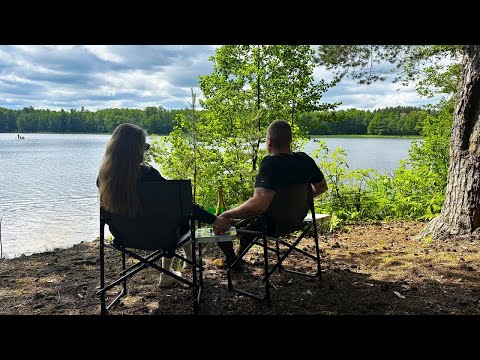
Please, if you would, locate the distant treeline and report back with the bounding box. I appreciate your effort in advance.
[0,105,433,136]
[298,106,434,136]
[0,106,179,134]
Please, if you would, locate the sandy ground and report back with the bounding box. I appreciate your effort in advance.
[1,220,479,315]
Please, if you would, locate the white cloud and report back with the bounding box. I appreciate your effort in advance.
[0,73,34,84]
[0,45,445,111]
[82,45,125,63]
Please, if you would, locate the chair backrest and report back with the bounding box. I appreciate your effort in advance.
[267,183,312,236]
[101,180,192,251]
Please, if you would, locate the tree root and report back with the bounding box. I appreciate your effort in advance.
[414,215,480,241]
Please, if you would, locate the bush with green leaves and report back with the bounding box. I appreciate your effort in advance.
[312,140,379,226]
[150,108,311,210]
[312,99,452,228]
[149,44,453,228]
[150,45,333,210]
[151,98,452,230]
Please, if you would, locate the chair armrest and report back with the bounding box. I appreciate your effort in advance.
[194,227,237,244]
[236,229,264,236]
[304,214,330,224]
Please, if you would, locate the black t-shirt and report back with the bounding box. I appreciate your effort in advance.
[255,152,325,191]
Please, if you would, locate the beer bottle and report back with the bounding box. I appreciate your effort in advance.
[215,186,226,216]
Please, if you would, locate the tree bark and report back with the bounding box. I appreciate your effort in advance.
[417,45,480,240]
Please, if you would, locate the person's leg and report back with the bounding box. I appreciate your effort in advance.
[183,242,192,258]
[159,257,182,288]
[237,217,262,256]
[182,242,204,269]
[215,218,262,271]
[177,223,196,269]
[216,242,237,268]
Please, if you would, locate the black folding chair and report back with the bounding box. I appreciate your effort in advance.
[227,183,324,306]
[97,180,203,315]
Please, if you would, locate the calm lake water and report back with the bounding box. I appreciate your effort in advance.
[0,133,415,258]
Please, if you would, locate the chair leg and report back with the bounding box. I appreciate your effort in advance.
[192,254,198,315]
[275,240,282,273]
[192,222,199,315]
[99,221,107,315]
[198,243,204,287]
[312,218,322,281]
[226,240,234,290]
[192,267,199,316]
[228,222,273,304]
[227,237,269,301]
[263,234,271,306]
[121,248,128,294]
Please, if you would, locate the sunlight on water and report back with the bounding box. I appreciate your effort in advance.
[303,137,416,173]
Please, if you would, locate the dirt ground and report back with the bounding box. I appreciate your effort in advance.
[1,220,479,315]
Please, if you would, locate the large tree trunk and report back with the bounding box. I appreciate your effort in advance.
[417,45,480,240]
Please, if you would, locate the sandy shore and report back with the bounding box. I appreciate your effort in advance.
[1,220,479,315]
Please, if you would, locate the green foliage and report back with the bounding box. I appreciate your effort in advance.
[199,46,336,125]
[0,108,16,132]
[313,141,380,228]
[1,103,432,139]
[316,45,463,98]
[298,106,431,136]
[151,109,261,209]
[366,107,430,136]
[299,108,371,135]
[389,98,453,219]
[311,45,456,228]
[316,45,405,84]
[151,93,452,227]
[151,45,335,210]
[0,105,179,134]
[422,236,433,247]
[312,100,453,228]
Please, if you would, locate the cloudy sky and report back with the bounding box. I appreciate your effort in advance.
[0,45,443,111]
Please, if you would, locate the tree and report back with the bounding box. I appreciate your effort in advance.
[317,45,462,97]
[199,45,334,172]
[152,45,335,209]
[417,45,480,239]
[317,45,480,240]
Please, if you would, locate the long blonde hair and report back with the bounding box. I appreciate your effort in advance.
[98,123,147,217]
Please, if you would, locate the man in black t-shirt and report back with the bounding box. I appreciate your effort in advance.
[217,120,328,270]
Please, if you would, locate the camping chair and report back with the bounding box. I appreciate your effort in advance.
[226,182,328,305]
[97,180,203,315]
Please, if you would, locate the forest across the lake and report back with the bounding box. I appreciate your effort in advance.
[0,105,432,136]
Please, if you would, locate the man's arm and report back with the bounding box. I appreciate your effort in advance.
[220,187,275,220]
[312,178,328,198]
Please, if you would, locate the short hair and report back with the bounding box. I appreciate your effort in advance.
[267,120,292,148]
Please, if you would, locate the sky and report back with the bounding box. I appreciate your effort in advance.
[0,45,443,112]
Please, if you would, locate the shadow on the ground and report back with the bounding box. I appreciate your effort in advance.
[1,224,480,315]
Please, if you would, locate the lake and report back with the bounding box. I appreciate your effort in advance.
[0,133,415,258]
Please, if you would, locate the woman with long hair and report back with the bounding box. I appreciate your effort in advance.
[98,123,230,287]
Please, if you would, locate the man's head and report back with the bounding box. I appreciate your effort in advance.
[266,120,292,154]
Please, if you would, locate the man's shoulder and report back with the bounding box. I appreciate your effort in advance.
[259,155,272,165]
[294,151,310,158]
[290,151,315,163]
[261,152,313,165]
